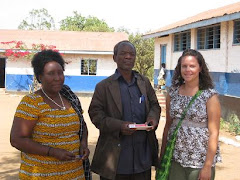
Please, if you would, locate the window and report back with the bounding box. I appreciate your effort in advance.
[174,31,191,52]
[197,25,220,49]
[233,20,240,44]
[81,59,97,75]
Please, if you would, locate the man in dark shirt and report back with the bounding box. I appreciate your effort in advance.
[88,40,161,180]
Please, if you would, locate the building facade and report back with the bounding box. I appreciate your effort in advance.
[0,30,128,93]
[143,2,240,120]
[143,2,240,97]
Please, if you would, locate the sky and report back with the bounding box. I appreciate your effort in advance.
[1,0,240,33]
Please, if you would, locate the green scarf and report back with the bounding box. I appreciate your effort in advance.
[156,90,202,180]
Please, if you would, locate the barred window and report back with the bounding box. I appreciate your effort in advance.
[81,59,97,75]
[233,19,240,44]
[197,25,220,49]
[174,31,191,52]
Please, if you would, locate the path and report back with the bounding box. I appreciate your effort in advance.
[0,92,239,180]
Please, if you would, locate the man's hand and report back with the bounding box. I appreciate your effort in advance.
[120,122,136,135]
[146,117,158,130]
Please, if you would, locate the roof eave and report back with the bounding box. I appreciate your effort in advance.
[143,12,240,39]
[59,50,113,55]
[0,49,113,55]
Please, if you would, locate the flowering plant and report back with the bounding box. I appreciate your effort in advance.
[1,41,59,60]
[1,40,61,93]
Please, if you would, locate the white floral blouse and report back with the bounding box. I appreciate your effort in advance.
[168,86,222,168]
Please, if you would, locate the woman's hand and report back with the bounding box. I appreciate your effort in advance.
[79,145,90,160]
[198,166,212,180]
[50,147,75,161]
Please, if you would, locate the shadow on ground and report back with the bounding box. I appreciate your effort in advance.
[0,151,20,179]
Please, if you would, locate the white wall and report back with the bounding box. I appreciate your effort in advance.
[6,58,33,75]
[154,20,240,73]
[6,53,116,77]
[154,35,174,70]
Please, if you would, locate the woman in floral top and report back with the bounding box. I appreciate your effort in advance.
[160,49,221,180]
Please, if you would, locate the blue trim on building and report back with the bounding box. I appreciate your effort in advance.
[154,69,240,97]
[6,74,108,93]
[64,75,107,92]
[6,74,34,92]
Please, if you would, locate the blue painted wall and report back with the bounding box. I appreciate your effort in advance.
[6,74,108,93]
[154,69,240,97]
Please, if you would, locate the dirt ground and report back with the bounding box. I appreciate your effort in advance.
[0,93,240,180]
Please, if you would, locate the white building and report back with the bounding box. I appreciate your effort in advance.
[0,30,128,93]
[143,2,240,98]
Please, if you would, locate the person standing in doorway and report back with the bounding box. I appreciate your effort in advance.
[158,63,166,90]
[88,40,161,180]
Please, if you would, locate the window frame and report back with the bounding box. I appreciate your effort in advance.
[173,30,191,52]
[80,58,97,75]
[197,24,221,50]
[233,19,240,45]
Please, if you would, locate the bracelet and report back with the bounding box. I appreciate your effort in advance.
[47,147,52,156]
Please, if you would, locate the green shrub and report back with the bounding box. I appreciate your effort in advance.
[220,118,229,130]
[228,114,240,135]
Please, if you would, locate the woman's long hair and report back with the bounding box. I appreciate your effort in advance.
[171,49,214,90]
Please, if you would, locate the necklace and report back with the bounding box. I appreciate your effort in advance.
[41,88,66,110]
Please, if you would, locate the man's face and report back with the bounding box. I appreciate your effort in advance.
[113,42,136,72]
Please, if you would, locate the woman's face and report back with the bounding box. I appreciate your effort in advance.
[39,61,64,94]
[180,55,201,83]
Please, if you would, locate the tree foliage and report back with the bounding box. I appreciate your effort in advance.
[129,33,154,80]
[18,8,55,30]
[116,26,130,34]
[59,11,114,32]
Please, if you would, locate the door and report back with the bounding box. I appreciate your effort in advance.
[160,45,166,64]
[0,58,6,88]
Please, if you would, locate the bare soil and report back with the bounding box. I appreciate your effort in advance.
[0,93,239,180]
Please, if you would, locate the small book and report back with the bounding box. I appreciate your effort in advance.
[128,124,153,130]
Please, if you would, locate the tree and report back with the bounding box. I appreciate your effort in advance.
[18,8,55,30]
[129,33,154,80]
[59,11,114,32]
[116,26,130,34]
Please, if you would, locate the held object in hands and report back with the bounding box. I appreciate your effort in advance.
[128,124,153,130]
[75,155,83,159]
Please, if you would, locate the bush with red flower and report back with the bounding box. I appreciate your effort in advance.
[0,40,62,92]
[0,41,60,60]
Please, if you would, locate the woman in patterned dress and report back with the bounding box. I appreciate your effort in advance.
[160,49,221,180]
[10,50,89,179]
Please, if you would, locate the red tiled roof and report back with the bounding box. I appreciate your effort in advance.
[145,2,240,36]
[0,30,128,51]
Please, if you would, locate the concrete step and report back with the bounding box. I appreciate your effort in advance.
[155,90,166,117]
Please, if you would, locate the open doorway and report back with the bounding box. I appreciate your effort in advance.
[0,58,6,88]
[160,44,166,65]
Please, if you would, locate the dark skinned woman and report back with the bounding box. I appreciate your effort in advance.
[10,50,90,179]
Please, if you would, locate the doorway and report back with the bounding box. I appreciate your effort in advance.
[160,44,166,65]
[0,58,6,88]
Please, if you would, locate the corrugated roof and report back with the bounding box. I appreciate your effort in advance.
[144,1,240,36]
[0,30,128,52]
